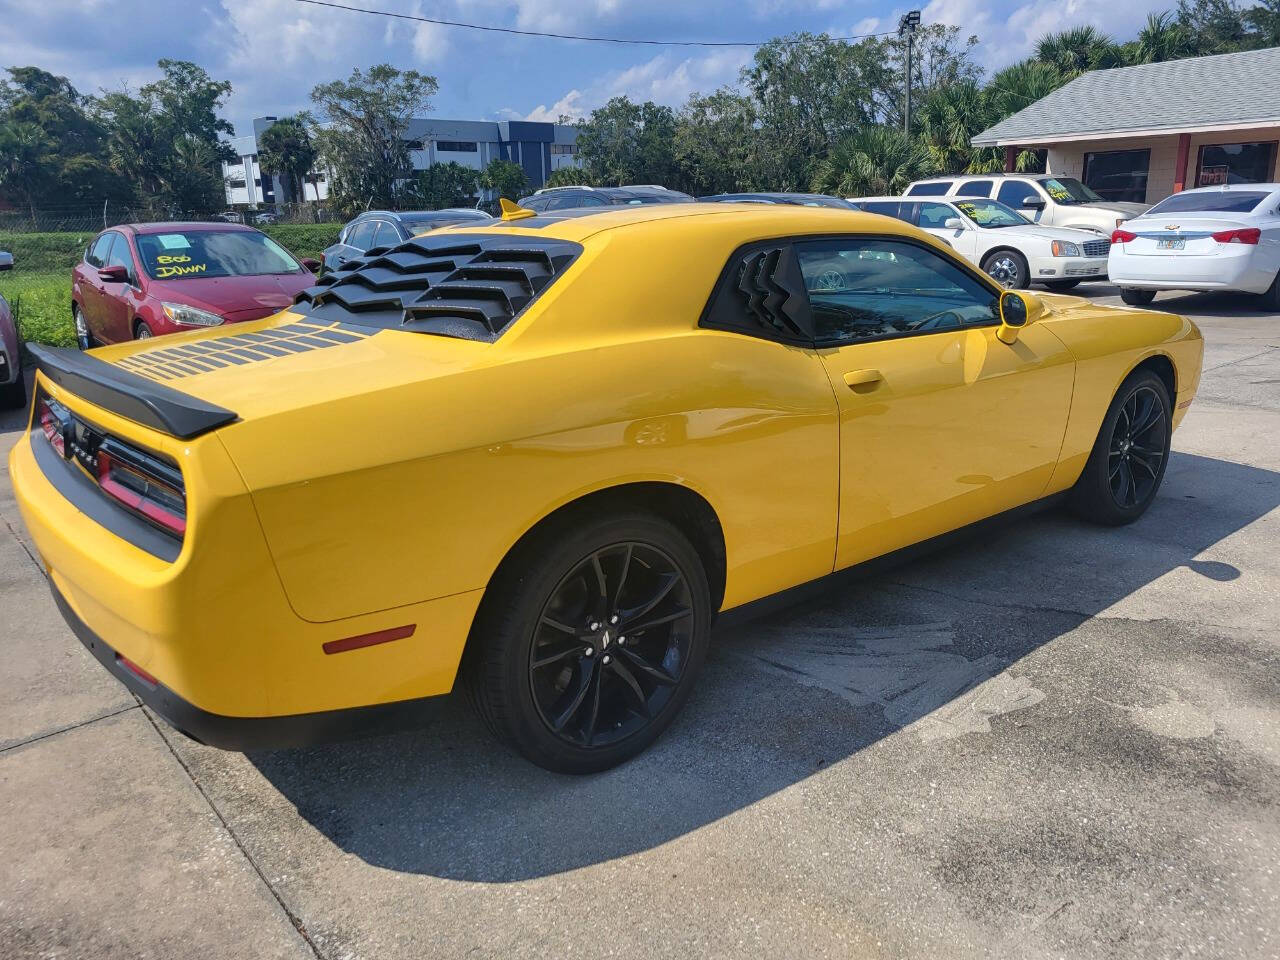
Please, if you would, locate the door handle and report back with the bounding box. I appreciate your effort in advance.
[844,368,883,391]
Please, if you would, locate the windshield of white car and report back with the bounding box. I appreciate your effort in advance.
[1146,191,1271,215]
[952,199,1030,228]
[1038,177,1104,205]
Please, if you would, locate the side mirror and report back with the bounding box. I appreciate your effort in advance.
[98,265,129,283]
[1021,196,1046,210]
[997,290,1044,343]
[943,217,965,230]
[299,257,322,273]
[0,252,12,271]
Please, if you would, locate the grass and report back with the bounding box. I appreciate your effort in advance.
[0,224,344,349]
[0,269,75,349]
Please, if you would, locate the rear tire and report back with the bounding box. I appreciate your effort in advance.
[1069,369,1172,526]
[981,250,1029,289]
[0,374,25,411]
[463,511,712,773]
[1259,270,1280,311]
[73,304,93,351]
[1041,279,1081,291]
[1120,288,1157,306]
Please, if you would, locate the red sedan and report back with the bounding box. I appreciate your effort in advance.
[71,222,319,348]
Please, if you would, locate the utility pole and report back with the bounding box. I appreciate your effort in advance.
[899,10,921,134]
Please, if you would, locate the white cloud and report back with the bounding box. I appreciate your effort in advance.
[524,90,588,122]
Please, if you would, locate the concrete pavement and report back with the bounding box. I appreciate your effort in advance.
[2,284,1278,959]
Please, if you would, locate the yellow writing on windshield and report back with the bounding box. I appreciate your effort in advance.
[156,263,207,278]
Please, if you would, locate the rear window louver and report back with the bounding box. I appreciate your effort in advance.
[293,235,581,342]
[699,243,815,344]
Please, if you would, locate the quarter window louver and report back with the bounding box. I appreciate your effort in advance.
[294,235,581,342]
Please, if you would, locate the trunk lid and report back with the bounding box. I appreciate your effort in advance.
[1116,215,1249,257]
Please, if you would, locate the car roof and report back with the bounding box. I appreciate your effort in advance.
[123,221,257,235]
[436,201,910,245]
[1174,182,1280,193]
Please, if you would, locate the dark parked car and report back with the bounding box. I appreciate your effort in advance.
[0,250,24,409]
[700,192,857,209]
[71,222,320,348]
[323,209,493,271]
[516,185,695,212]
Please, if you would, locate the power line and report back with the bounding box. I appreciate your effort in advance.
[289,0,899,47]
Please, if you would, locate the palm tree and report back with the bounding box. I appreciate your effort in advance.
[1134,12,1196,62]
[1035,26,1125,76]
[985,60,1067,118]
[257,115,317,205]
[0,120,53,219]
[811,126,936,197]
[915,79,996,174]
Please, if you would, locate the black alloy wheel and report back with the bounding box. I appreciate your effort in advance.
[1106,385,1166,508]
[464,512,711,773]
[529,542,694,749]
[1070,369,1172,525]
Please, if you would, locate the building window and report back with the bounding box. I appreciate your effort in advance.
[436,140,478,152]
[550,143,577,155]
[1196,141,1278,187]
[1083,148,1150,203]
[405,140,425,151]
[227,178,247,189]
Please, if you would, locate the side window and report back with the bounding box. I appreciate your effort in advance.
[862,201,906,220]
[105,234,135,280]
[370,220,400,248]
[795,238,1000,345]
[997,181,1041,209]
[916,203,956,228]
[700,243,813,344]
[906,181,952,196]
[86,233,114,267]
[957,179,993,197]
[346,220,377,251]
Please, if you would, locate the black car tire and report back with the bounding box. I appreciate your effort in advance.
[1120,288,1157,306]
[1259,270,1280,310]
[463,510,712,774]
[73,304,93,351]
[1042,279,1082,291]
[981,249,1030,289]
[134,320,154,340]
[0,373,25,411]
[1069,369,1172,526]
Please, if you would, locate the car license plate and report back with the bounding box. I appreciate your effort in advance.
[1157,238,1185,250]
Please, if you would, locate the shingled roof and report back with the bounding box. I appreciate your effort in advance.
[972,46,1280,147]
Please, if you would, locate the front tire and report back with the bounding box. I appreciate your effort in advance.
[1120,288,1157,306]
[464,511,712,773]
[1070,369,1172,525]
[981,250,1029,289]
[134,320,153,340]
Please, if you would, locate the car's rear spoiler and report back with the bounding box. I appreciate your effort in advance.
[26,344,238,439]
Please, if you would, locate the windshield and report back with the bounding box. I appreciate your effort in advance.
[952,199,1030,228]
[1038,177,1104,205]
[1147,190,1271,215]
[135,230,302,281]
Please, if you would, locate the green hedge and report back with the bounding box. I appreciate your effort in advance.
[0,223,343,272]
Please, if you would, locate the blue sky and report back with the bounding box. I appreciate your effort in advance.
[3,0,1173,135]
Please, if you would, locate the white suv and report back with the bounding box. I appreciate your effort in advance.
[904,174,1149,237]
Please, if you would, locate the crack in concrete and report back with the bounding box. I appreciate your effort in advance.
[141,710,325,960]
[0,704,140,755]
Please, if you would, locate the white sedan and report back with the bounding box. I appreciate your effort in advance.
[848,196,1109,290]
[1108,183,1280,307]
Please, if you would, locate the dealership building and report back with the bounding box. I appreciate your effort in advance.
[972,46,1280,204]
[223,116,580,208]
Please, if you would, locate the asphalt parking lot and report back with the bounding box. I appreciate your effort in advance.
[2,284,1277,960]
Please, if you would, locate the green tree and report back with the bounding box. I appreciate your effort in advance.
[407,161,481,207]
[479,158,528,200]
[0,120,51,217]
[916,79,1002,174]
[672,89,766,194]
[1177,0,1250,52]
[1132,11,1197,62]
[1034,26,1126,76]
[573,96,678,186]
[543,166,596,188]
[1243,0,1280,43]
[311,64,438,210]
[811,126,935,197]
[93,59,234,214]
[257,115,316,205]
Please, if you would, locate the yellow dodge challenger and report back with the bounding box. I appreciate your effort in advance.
[9,203,1202,772]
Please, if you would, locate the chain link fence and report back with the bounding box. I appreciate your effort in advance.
[0,201,341,234]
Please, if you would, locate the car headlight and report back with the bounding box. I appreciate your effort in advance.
[162,302,224,327]
[1051,240,1081,258]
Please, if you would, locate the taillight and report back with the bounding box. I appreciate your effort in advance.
[38,397,68,457]
[96,440,186,537]
[1211,227,1261,245]
[1111,229,1138,244]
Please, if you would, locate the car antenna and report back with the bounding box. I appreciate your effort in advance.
[499,198,537,221]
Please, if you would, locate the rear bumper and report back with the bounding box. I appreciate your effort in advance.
[1108,248,1275,294]
[51,582,449,750]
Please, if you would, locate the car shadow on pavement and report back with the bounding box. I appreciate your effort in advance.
[247,451,1278,883]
